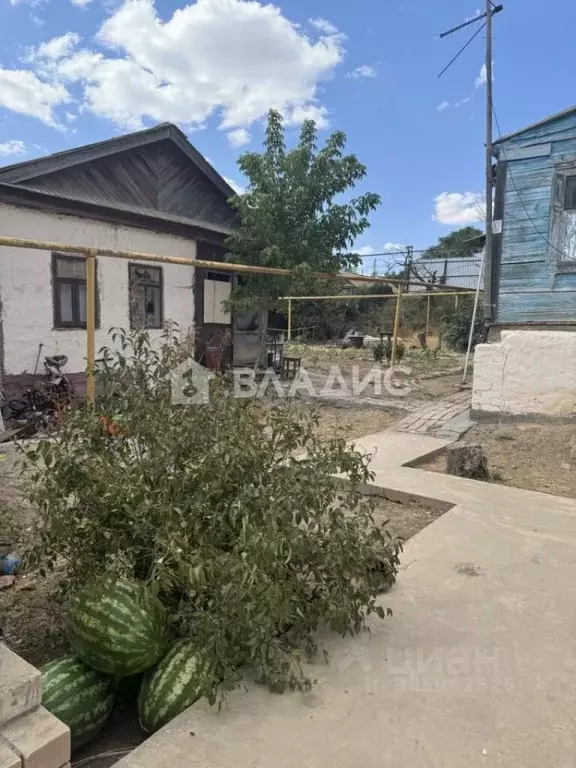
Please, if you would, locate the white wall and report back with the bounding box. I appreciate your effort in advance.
[0,203,195,376]
[473,330,576,416]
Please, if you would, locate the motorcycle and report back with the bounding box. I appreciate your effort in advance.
[1,355,74,435]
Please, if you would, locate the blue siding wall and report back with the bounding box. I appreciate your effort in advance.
[496,109,576,323]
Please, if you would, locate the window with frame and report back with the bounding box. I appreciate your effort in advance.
[129,264,163,329]
[52,253,96,329]
[561,176,576,262]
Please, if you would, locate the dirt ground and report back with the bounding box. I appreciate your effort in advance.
[419,421,576,500]
[285,342,466,404]
[0,446,68,668]
[371,497,446,542]
[291,402,397,440]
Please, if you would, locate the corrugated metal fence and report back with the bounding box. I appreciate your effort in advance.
[406,255,484,291]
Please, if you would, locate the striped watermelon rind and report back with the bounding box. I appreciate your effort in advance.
[41,656,116,748]
[138,639,212,733]
[67,576,171,677]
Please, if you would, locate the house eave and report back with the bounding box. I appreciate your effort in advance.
[0,182,233,245]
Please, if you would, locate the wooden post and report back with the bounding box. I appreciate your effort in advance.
[426,294,431,338]
[287,298,292,341]
[455,294,459,311]
[391,286,402,365]
[86,252,96,406]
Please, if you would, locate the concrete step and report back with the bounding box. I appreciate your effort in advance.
[0,645,41,728]
[0,706,70,768]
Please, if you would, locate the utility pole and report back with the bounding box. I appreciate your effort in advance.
[439,4,503,324]
[484,0,494,321]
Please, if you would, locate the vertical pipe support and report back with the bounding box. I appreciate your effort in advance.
[391,286,402,366]
[86,250,97,406]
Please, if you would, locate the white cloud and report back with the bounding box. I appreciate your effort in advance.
[285,102,329,128]
[65,111,77,122]
[354,243,407,257]
[227,127,251,147]
[36,0,343,139]
[437,100,450,112]
[0,68,70,126]
[308,17,339,36]
[223,176,244,194]
[475,63,487,88]
[31,32,81,61]
[433,192,485,225]
[347,64,376,79]
[71,0,94,6]
[454,96,471,107]
[0,139,27,157]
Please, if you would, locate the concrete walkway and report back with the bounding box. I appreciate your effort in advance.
[393,389,471,438]
[116,430,576,768]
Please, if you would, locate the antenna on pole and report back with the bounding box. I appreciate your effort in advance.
[438,2,503,341]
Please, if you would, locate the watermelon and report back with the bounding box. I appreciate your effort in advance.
[138,639,212,733]
[67,577,171,677]
[41,656,115,748]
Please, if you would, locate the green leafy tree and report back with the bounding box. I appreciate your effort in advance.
[421,226,484,260]
[226,109,381,308]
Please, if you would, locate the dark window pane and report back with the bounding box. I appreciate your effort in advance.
[565,177,576,211]
[78,284,86,324]
[130,265,161,286]
[145,286,161,327]
[129,264,162,329]
[56,257,86,279]
[59,283,74,323]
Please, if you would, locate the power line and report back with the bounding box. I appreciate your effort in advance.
[492,103,571,261]
[438,21,486,79]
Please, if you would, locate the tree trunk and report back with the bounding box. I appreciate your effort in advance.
[446,442,489,480]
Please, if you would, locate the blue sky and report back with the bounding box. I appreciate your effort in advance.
[1,0,575,269]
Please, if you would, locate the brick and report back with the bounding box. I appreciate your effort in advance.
[0,644,42,727]
[0,739,19,768]
[0,707,70,768]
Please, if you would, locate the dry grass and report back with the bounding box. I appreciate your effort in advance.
[371,497,447,542]
[418,421,576,500]
[291,402,396,441]
[284,342,466,404]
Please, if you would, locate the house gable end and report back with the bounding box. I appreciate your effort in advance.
[0,126,238,232]
[495,107,576,152]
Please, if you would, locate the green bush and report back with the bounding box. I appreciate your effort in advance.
[372,338,405,364]
[442,303,485,353]
[25,329,400,699]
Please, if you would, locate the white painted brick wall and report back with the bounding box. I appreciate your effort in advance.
[0,204,196,376]
[473,330,576,415]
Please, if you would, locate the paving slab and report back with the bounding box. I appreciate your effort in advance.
[116,431,576,768]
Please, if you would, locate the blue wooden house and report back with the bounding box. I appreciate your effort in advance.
[474,105,576,417]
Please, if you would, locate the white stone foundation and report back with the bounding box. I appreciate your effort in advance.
[473,330,576,416]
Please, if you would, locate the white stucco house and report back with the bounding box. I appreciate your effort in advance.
[0,123,256,399]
